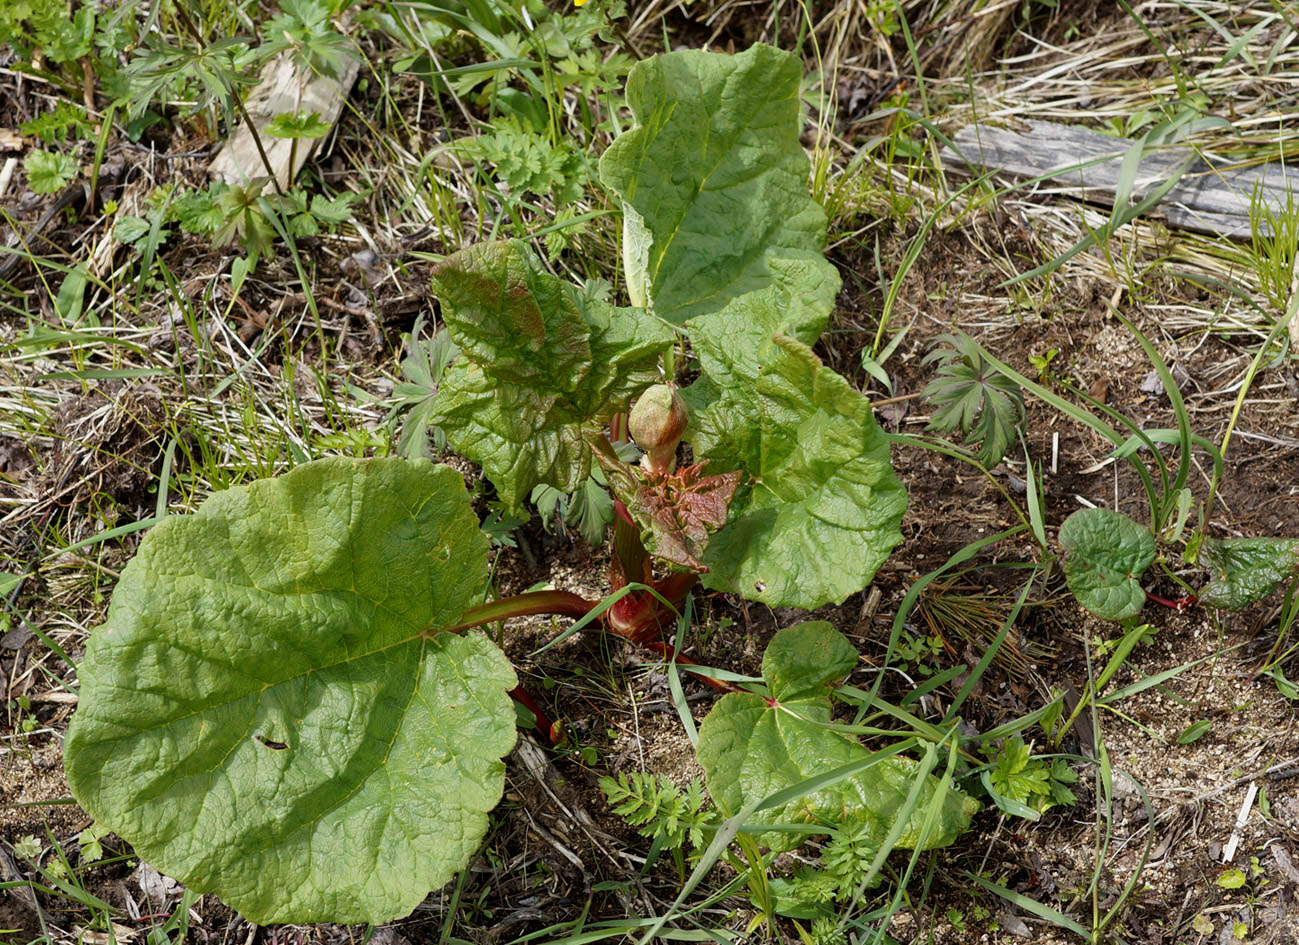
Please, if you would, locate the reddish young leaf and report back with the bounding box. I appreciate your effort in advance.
[634,462,741,571]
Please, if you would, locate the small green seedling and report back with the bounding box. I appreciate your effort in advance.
[1059,506,1299,621]
[1028,347,1059,384]
[25,150,79,194]
[922,333,1027,469]
[982,737,1077,820]
[266,110,332,186]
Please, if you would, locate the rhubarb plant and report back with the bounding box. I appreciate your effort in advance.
[1059,506,1299,619]
[65,459,516,924]
[697,622,978,849]
[63,44,966,927]
[425,42,906,611]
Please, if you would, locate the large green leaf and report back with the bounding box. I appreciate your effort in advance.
[1199,536,1299,610]
[1058,507,1155,621]
[432,239,593,389]
[430,240,674,511]
[687,255,841,393]
[697,623,977,853]
[431,362,595,510]
[65,458,517,925]
[599,44,838,356]
[689,335,906,608]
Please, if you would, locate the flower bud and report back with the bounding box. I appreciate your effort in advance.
[629,384,687,475]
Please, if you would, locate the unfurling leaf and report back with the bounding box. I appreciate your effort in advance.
[630,462,742,571]
[65,458,517,925]
[1059,507,1155,621]
[428,240,674,511]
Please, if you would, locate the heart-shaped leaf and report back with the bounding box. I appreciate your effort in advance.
[65,458,516,925]
[697,623,977,854]
[1058,507,1155,621]
[1199,536,1299,610]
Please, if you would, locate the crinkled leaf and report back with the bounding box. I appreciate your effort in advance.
[430,362,593,512]
[432,240,592,390]
[599,44,838,359]
[1059,507,1155,621]
[587,434,739,571]
[689,336,906,608]
[583,289,680,412]
[430,241,673,512]
[1199,536,1299,610]
[697,623,977,852]
[630,462,742,571]
[65,457,517,925]
[688,256,841,392]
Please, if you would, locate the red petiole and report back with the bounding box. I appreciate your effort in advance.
[438,574,733,747]
[436,392,738,747]
[1145,591,1197,611]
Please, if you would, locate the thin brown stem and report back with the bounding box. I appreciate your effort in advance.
[172,1,284,195]
[868,390,925,409]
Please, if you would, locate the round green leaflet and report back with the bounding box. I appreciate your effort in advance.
[1058,507,1156,621]
[65,457,517,925]
[697,623,977,854]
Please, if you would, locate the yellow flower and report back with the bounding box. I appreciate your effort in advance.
[574,0,587,5]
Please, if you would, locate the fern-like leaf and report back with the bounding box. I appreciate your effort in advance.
[599,771,713,851]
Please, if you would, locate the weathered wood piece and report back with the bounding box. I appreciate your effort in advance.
[941,119,1296,238]
[209,54,360,189]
